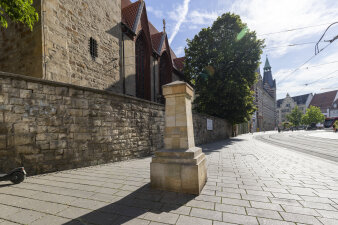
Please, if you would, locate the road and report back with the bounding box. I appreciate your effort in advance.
[255,130,338,162]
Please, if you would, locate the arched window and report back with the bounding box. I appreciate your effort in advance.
[135,32,151,100]
[136,34,146,99]
[159,52,172,96]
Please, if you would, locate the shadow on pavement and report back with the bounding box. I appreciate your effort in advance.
[62,138,241,224]
[0,183,12,188]
[63,183,195,225]
[200,138,244,155]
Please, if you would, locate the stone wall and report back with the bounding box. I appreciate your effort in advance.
[0,72,233,175]
[193,113,232,145]
[0,1,43,78]
[42,0,122,91]
[0,72,164,175]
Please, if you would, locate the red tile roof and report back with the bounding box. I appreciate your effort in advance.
[310,90,338,109]
[148,22,160,35]
[174,57,185,71]
[122,1,141,31]
[122,0,132,8]
[151,32,164,53]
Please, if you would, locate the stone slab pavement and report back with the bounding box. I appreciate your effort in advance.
[1,132,338,225]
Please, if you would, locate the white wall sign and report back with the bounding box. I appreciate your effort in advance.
[207,119,213,130]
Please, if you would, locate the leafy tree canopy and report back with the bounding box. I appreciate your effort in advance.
[184,13,264,124]
[286,106,303,127]
[0,0,38,31]
[301,106,325,125]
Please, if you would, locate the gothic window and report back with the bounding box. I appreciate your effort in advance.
[159,52,171,96]
[135,33,147,99]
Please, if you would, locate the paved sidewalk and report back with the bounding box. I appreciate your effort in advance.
[1,133,338,225]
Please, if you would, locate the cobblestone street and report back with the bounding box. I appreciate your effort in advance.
[1,131,338,225]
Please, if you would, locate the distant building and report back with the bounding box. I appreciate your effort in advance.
[310,90,338,118]
[252,57,276,131]
[277,93,313,124]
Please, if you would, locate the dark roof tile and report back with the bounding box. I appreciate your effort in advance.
[122,1,141,30]
[310,90,338,109]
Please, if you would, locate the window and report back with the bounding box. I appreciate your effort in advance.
[136,34,146,99]
[89,37,98,59]
[159,52,172,102]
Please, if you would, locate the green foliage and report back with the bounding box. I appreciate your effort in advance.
[286,106,303,127]
[184,13,264,124]
[334,120,338,129]
[301,106,325,125]
[282,122,293,129]
[0,0,38,31]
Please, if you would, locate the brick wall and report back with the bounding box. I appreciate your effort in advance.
[0,72,164,175]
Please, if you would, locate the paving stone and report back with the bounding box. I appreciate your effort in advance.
[117,218,150,225]
[258,218,296,225]
[56,206,92,219]
[200,189,215,196]
[279,212,322,225]
[190,208,222,221]
[0,220,20,225]
[176,215,212,225]
[247,190,274,197]
[161,204,191,216]
[30,215,70,225]
[215,203,246,214]
[31,192,78,205]
[0,204,21,218]
[281,205,321,216]
[246,207,283,220]
[5,209,45,224]
[222,212,259,225]
[143,211,179,224]
[318,217,338,225]
[186,200,214,210]
[316,209,338,219]
[241,194,270,202]
[299,201,337,210]
[213,222,240,225]
[195,194,222,203]
[149,222,168,225]
[221,197,251,207]
[271,193,303,200]
[250,201,284,211]
[216,191,242,199]
[262,187,289,194]
[269,198,302,207]
[68,198,108,210]
[299,196,335,204]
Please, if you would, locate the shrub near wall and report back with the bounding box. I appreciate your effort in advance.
[0,72,165,175]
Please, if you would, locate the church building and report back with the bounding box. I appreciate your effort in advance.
[252,57,277,131]
[0,0,184,103]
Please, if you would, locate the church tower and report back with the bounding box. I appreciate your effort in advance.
[263,56,276,99]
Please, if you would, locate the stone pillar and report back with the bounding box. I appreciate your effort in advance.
[150,81,207,195]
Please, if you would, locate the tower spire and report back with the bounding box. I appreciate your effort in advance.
[264,55,271,70]
[163,19,166,33]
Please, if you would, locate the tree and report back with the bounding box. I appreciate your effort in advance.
[184,13,264,124]
[301,106,325,125]
[286,106,303,127]
[0,0,38,31]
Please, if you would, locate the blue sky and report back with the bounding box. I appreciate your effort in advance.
[143,0,338,99]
